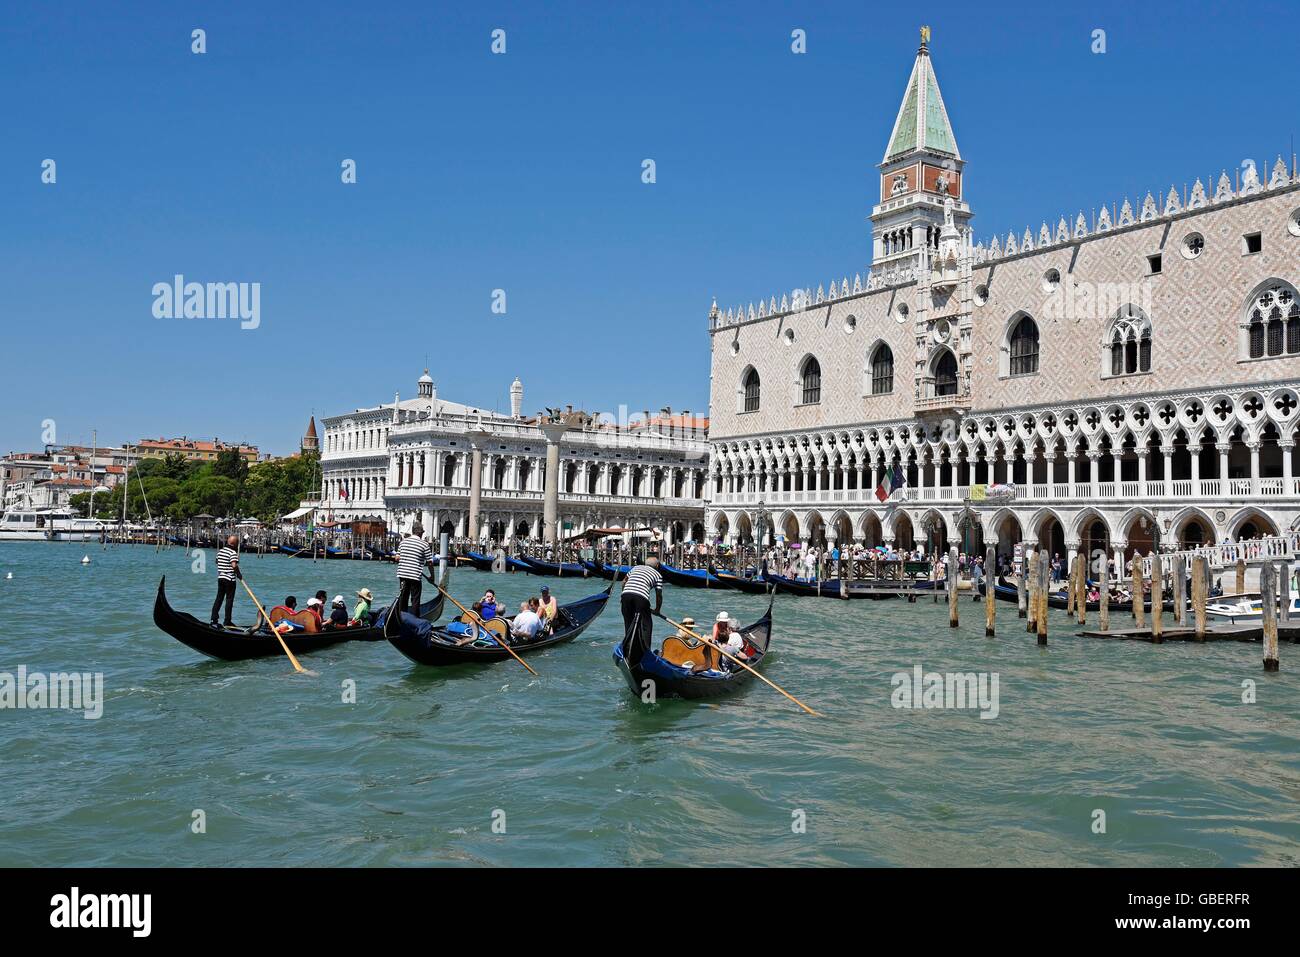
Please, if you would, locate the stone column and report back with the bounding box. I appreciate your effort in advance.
[1136,448,1148,487]
[1248,441,1261,496]
[1067,449,1077,492]
[1190,444,1201,491]
[1217,443,1231,495]
[540,421,569,546]
[1087,449,1101,499]
[467,429,491,544]
[1282,441,1295,493]
[1161,445,1174,497]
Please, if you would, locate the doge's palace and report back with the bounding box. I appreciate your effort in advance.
[706,28,1300,571]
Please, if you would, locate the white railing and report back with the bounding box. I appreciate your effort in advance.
[712,475,1300,509]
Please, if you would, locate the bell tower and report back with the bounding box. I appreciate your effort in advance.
[870,26,971,273]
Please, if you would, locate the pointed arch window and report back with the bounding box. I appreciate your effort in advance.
[742,367,760,413]
[1105,305,1153,376]
[1008,315,1039,376]
[800,356,821,405]
[870,344,894,395]
[934,350,958,397]
[1245,283,1300,359]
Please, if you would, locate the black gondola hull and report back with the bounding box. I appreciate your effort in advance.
[153,576,442,661]
[385,584,613,666]
[613,602,773,702]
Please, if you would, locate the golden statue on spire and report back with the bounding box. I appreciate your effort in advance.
[920,25,931,45]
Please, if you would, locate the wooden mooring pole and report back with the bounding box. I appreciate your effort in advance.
[1036,549,1049,645]
[984,544,996,637]
[1172,555,1186,626]
[1066,555,1077,619]
[948,545,959,628]
[1280,561,1291,625]
[1025,548,1037,632]
[1150,550,1163,644]
[1236,557,1247,597]
[1131,554,1145,628]
[1098,554,1108,631]
[1192,555,1207,640]
[1017,555,1027,619]
[1261,561,1280,672]
[1077,551,1088,627]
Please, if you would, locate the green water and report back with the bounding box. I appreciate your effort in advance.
[1,541,1297,866]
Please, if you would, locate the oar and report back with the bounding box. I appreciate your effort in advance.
[653,611,822,717]
[239,577,310,675]
[432,584,539,677]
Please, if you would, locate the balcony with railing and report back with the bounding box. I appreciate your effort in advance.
[710,476,1300,508]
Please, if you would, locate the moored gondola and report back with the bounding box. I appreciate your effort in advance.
[384,579,614,666]
[153,575,444,661]
[657,562,724,589]
[613,596,774,701]
[981,576,1177,613]
[582,558,631,580]
[516,555,589,577]
[706,563,773,595]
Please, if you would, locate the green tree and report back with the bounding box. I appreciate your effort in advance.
[212,449,249,484]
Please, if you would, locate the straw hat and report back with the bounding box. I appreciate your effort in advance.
[356,588,375,602]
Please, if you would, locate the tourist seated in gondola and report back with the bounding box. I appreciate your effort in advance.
[305,596,326,625]
[352,588,375,626]
[510,598,543,643]
[537,585,557,633]
[324,595,350,629]
[472,589,499,622]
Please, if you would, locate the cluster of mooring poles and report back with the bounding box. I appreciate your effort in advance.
[946,543,1284,673]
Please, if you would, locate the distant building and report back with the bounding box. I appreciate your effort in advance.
[128,436,260,465]
[310,371,711,542]
[301,417,319,455]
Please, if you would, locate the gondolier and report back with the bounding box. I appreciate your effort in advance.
[210,535,241,627]
[396,524,436,615]
[619,557,662,667]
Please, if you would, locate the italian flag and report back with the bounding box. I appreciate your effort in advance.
[875,463,906,502]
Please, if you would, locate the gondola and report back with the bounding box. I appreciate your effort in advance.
[516,555,590,577]
[613,596,774,701]
[153,575,444,661]
[706,563,773,595]
[465,550,532,572]
[981,576,1174,613]
[384,579,614,666]
[582,558,631,580]
[657,562,725,589]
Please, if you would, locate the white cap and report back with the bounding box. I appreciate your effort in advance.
[332,595,346,606]
[307,597,322,607]
[716,611,730,622]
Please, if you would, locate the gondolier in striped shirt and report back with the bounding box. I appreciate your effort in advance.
[619,557,662,667]
[396,524,437,615]
[210,535,241,627]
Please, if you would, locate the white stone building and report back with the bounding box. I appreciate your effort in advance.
[315,372,710,543]
[706,29,1300,571]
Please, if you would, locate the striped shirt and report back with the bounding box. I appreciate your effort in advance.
[397,536,432,580]
[622,564,663,601]
[216,547,238,581]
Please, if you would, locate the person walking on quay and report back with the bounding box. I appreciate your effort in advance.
[210,535,241,627]
[619,556,662,667]
[396,523,436,615]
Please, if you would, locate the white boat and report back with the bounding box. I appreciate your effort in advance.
[0,508,106,542]
[1205,591,1300,624]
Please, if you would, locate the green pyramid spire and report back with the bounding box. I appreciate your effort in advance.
[884,30,960,162]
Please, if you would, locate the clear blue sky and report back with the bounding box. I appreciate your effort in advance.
[3,0,1296,456]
